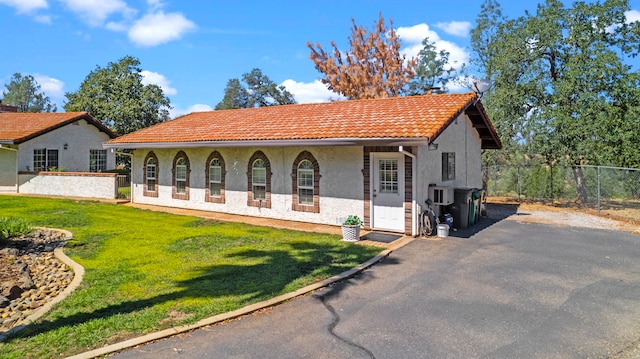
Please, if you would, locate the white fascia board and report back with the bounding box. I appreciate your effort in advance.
[103,138,429,149]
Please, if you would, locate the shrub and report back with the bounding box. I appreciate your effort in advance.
[0,217,33,240]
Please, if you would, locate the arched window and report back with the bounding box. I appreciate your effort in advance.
[172,151,190,200]
[205,151,226,203]
[247,151,271,208]
[291,151,320,213]
[143,151,158,197]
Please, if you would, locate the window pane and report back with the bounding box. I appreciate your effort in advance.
[33,149,46,171]
[210,182,221,196]
[299,188,314,205]
[298,170,313,187]
[379,159,398,194]
[176,180,186,193]
[47,149,59,170]
[210,166,221,183]
[253,168,266,185]
[253,185,266,200]
[176,165,187,180]
[89,149,107,172]
[147,179,156,192]
[442,152,455,181]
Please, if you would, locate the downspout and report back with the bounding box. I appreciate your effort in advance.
[0,144,19,193]
[116,151,133,203]
[399,146,417,236]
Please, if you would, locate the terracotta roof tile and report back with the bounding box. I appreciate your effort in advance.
[106,93,500,148]
[0,112,117,144]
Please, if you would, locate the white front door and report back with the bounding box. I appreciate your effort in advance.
[371,153,405,232]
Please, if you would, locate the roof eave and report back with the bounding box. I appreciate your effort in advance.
[103,137,431,150]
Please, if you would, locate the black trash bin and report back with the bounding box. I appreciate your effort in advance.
[450,188,473,229]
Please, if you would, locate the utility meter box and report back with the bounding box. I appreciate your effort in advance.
[429,186,454,205]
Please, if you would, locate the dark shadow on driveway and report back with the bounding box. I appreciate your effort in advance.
[448,202,521,239]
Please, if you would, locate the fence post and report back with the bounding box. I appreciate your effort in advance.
[517,166,521,201]
[597,166,601,216]
[550,165,554,202]
[493,166,497,197]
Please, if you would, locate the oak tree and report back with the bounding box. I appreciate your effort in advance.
[215,68,296,110]
[65,56,171,135]
[472,0,640,203]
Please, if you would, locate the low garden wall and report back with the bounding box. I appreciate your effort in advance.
[18,172,118,199]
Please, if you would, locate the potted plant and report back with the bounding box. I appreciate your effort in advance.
[341,215,363,242]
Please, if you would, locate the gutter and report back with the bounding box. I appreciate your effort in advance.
[399,145,418,236]
[0,144,19,193]
[102,138,430,150]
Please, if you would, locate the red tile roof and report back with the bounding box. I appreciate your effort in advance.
[105,93,501,149]
[0,112,117,144]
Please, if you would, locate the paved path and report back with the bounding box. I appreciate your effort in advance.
[113,218,640,359]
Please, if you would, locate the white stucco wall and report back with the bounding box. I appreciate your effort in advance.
[131,146,365,226]
[16,119,115,172]
[0,147,18,191]
[415,113,483,206]
[18,172,118,199]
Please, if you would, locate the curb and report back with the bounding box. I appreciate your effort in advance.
[65,236,415,359]
[0,228,84,342]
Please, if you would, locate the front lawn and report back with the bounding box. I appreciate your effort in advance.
[0,196,380,358]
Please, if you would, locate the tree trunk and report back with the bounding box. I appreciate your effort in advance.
[572,165,588,205]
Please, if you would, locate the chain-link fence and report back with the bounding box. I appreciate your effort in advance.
[483,165,640,219]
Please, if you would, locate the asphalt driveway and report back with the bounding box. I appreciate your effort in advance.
[114,219,640,359]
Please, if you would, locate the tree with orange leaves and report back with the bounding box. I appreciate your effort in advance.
[307,14,416,100]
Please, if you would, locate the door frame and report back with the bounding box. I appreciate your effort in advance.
[364,147,414,235]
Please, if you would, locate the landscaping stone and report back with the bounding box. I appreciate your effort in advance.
[0,229,72,333]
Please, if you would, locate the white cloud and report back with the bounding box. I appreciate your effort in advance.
[397,23,469,72]
[34,14,52,24]
[140,70,177,96]
[32,74,65,100]
[281,79,344,103]
[169,103,212,119]
[626,10,640,23]
[0,0,47,14]
[60,0,136,27]
[128,11,195,47]
[435,21,471,37]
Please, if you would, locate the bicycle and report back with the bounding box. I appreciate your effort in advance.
[419,199,438,237]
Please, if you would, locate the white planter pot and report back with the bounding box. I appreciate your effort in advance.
[341,225,361,242]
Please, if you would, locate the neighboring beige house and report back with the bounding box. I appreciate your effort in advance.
[0,112,118,194]
[104,93,501,235]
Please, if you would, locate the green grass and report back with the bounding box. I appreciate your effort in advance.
[0,196,381,358]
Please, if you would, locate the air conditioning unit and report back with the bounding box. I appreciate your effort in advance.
[430,186,454,205]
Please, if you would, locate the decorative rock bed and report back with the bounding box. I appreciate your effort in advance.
[0,229,74,333]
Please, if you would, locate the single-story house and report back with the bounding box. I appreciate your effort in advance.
[0,112,118,192]
[104,93,501,235]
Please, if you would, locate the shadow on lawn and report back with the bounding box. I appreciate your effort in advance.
[8,241,387,342]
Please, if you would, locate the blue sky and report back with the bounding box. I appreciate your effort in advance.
[1,0,639,118]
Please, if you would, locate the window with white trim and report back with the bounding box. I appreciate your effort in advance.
[297,160,314,205]
[209,158,222,197]
[89,149,107,172]
[252,159,267,201]
[175,158,187,194]
[33,149,59,171]
[442,152,455,181]
[146,157,157,192]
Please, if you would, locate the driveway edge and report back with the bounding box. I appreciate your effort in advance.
[65,236,415,359]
